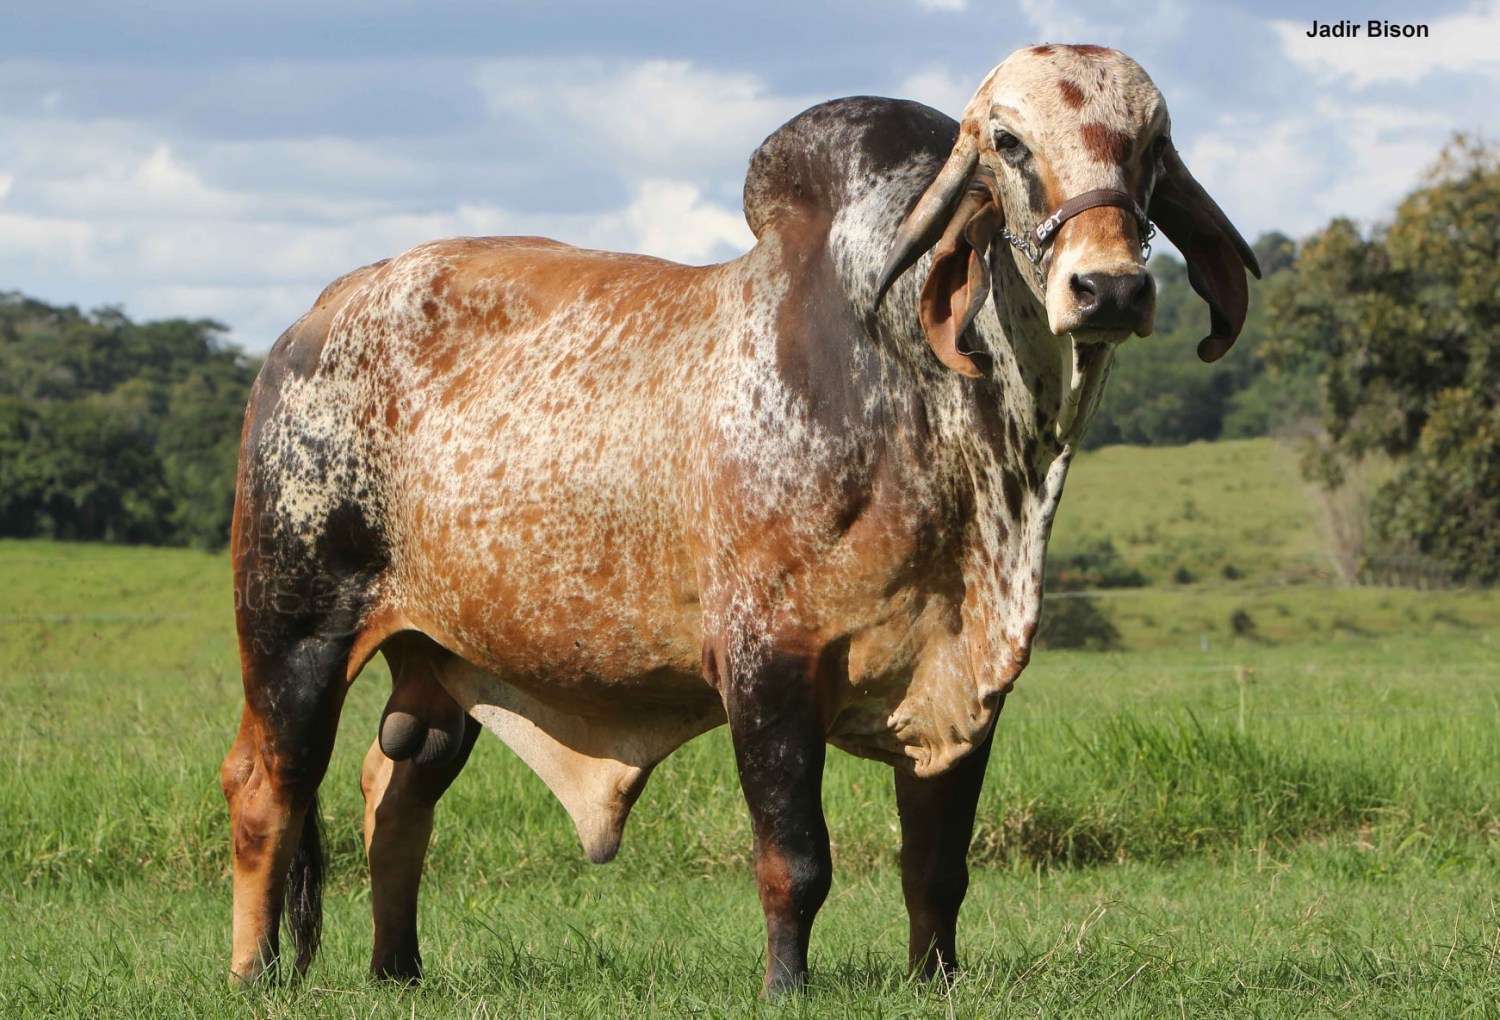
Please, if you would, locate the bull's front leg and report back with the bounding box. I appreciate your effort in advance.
[893,721,996,979]
[723,648,833,997]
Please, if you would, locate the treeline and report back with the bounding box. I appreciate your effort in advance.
[0,294,258,548]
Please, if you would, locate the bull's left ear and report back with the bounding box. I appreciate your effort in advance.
[1149,145,1262,363]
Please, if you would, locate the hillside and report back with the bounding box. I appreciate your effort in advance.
[1050,439,1500,649]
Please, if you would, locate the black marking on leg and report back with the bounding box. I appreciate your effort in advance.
[726,647,834,996]
[894,718,997,979]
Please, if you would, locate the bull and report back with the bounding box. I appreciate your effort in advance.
[222,44,1258,994]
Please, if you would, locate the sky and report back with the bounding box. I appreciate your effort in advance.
[2,0,1497,352]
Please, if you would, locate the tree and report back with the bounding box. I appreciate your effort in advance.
[0,292,257,548]
[1371,390,1500,584]
[1265,136,1500,583]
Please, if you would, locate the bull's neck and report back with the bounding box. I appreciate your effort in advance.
[838,224,1116,684]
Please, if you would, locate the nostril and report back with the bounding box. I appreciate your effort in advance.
[1070,273,1100,311]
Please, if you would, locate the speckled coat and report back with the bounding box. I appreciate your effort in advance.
[222,45,1258,992]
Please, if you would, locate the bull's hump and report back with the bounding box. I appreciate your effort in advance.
[742,97,960,240]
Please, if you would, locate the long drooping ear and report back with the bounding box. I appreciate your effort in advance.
[917,176,1002,376]
[1149,144,1262,363]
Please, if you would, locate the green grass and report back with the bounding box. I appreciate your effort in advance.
[1049,439,1500,648]
[1053,438,1329,586]
[2,439,1499,1016]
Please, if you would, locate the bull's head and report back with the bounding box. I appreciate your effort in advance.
[877,44,1261,376]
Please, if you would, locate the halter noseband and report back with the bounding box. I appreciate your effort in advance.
[1001,188,1155,287]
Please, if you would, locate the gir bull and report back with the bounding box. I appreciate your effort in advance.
[223,44,1259,994]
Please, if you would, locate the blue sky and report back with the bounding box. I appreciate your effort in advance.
[2,0,1496,351]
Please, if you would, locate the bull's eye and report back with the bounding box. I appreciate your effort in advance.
[994,130,1029,167]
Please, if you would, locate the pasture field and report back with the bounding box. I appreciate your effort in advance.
[2,439,1499,1018]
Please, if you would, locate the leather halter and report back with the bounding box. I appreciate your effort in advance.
[1033,188,1151,248]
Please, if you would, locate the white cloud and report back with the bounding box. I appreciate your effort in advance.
[29,143,252,220]
[1184,98,1456,241]
[0,56,785,351]
[1014,0,1091,42]
[915,0,966,11]
[0,145,753,351]
[1014,0,1188,49]
[1272,0,1500,87]
[601,179,754,264]
[473,58,809,180]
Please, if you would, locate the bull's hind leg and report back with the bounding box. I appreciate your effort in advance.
[221,627,353,983]
[893,722,996,980]
[361,642,481,981]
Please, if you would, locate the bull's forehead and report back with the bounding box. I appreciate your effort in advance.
[965,45,1168,182]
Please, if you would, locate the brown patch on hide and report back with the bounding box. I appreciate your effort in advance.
[1034,159,1070,216]
[1081,122,1134,165]
[1066,44,1115,56]
[1058,80,1087,109]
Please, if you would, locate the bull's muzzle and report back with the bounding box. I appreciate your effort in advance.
[1069,268,1155,333]
[1048,261,1156,340]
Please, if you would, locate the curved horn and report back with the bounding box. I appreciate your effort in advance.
[875,130,980,304]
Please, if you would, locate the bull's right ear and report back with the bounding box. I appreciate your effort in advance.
[876,133,1002,376]
[915,179,1001,377]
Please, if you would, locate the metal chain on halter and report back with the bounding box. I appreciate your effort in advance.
[1001,210,1156,290]
[999,227,1048,289]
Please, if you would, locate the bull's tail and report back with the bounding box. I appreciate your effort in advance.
[285,793,326,974]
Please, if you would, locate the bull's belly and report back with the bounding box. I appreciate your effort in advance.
[394,578,711,715]
[383,476,709,709]
[385,482,1003,779]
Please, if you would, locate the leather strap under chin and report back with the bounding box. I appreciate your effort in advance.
[1032,189,1150,248]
